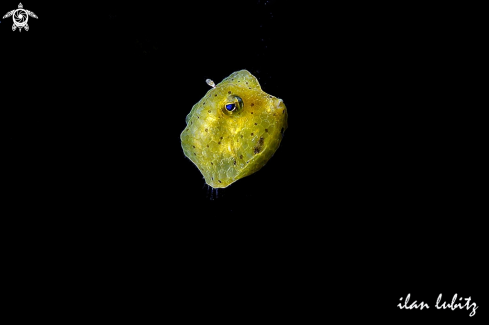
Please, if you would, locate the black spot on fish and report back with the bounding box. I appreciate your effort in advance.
[251,103,254,107]
[253,137,265,154]
[228,91,231,94]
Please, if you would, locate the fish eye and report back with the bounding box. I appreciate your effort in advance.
[223,95,243,114]
[225,103,236,111]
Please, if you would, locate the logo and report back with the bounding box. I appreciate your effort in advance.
[3,3,37,32]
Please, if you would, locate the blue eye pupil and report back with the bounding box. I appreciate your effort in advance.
[225,104,236,111]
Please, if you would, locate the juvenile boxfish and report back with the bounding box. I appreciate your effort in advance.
[180,70,288,188]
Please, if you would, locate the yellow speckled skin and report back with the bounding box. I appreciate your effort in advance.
[180,70,288,188]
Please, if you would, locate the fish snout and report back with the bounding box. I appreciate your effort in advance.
[273,98,286,111]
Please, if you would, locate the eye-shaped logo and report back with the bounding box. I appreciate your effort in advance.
[3,3,38,32]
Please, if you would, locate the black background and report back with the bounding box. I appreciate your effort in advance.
[1,1,484,322]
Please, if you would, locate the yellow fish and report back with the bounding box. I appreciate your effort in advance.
[180,70,288,188]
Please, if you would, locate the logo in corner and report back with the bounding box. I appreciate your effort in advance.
[3,3,37,32]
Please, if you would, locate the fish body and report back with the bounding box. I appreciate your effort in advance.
[180,70,287,188]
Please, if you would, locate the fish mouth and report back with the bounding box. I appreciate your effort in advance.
[273,98,286,114]
[274,98,283,108]
[274,98,288,132]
